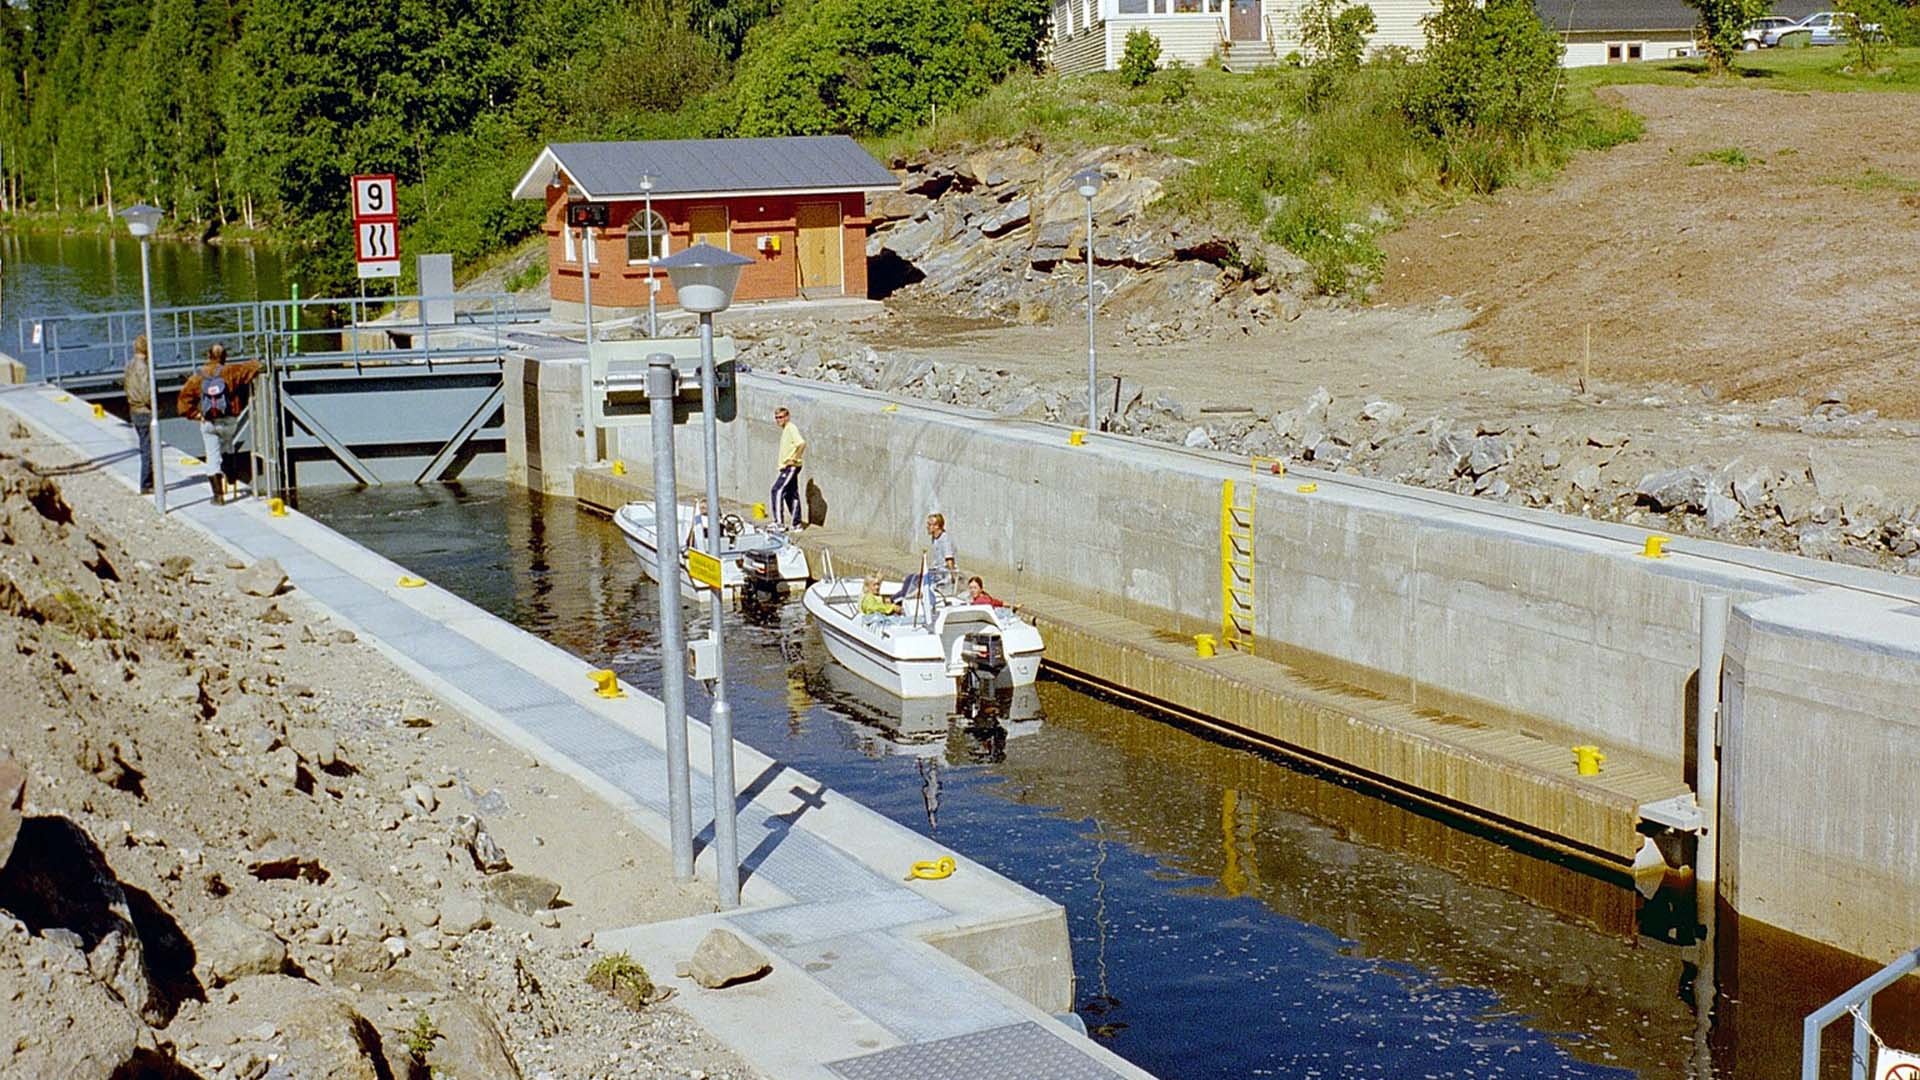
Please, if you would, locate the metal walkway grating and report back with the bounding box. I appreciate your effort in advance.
[828,1022,1124,1080]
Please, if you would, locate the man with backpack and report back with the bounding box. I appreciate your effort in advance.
[177,344,261,505]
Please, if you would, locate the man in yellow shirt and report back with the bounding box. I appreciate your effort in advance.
[771,406,806,530]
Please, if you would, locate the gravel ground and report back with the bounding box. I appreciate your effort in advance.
[0,408,761,1080]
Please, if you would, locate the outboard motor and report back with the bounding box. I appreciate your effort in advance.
[959,630,1006,709]
[740,547,786,604]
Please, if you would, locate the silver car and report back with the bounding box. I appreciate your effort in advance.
[1743,15,1799,48]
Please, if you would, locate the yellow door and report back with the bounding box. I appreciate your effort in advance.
[689,206,729,250]
[796,202,843,296]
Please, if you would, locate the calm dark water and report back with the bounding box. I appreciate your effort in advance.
[0,230,285,378]
[302,480,1917,1080]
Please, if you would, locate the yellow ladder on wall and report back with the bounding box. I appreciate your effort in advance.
[1220,478,1256,653]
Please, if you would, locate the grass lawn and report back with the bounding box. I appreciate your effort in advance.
[1569,44,1920,93]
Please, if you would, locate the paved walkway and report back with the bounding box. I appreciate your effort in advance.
[1,384,1151,1080]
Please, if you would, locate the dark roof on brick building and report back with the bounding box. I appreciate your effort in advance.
[513,136,898,202]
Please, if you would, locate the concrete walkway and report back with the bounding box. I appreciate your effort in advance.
[1,384,1153,1080]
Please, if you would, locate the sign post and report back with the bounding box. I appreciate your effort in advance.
[351,174,400,280]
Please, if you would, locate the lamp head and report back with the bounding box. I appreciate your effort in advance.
[119,202,164,238]
[656,242,754,314]
[639,173,655,194]
[1071,168,1104,201]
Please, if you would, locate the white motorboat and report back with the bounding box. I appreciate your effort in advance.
[802,556,1044,701]
[613,501,808,598]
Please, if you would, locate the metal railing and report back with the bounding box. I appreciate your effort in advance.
[1803,945,1920,1079]
[22,291,550,386]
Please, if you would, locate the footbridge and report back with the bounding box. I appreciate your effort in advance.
[20,292,561,491]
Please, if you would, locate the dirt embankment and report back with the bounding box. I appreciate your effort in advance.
[733,83,1920,573]
[0,416,758,1080]
[1383,83,1920,419]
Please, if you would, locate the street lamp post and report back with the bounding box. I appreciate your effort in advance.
[119,203,166,512]
[657,241,753,910]
[1072,168,1104,433]
[646,349,695,882]
[639,174,658,339]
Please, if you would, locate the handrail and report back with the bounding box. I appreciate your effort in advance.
[24,292,549,386]
[1801,945,1920,1079]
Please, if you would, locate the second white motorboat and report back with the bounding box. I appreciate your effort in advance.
[613,501,809,598]
[803,557,1044,701]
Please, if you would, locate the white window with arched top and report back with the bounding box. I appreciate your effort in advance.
[628,211,668,264]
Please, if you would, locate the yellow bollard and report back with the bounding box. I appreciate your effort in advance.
[268,497,287,518]
[882,403,899,413]
[91,403,105,419]
[397,575,427,589]
[751,502,768,520]
[611,459,626,476]
[1297,482,1318,494]
[589,669,626,699]
[905,856,956,881]
[180,455,201,467]
[1641,535,1669,559]
[1572,745,1606,776]
[1194,633,1217,658]
[1068,429,1087,446]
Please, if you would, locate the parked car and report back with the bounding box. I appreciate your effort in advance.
[1764,11,1882,46]
[1743,14,1800,48]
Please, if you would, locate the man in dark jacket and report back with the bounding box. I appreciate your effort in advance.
[177,344,262,505]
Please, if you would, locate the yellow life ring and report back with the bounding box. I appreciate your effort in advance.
[906,856,956,881]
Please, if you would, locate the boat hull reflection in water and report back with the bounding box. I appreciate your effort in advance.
[303,480,1920,1080]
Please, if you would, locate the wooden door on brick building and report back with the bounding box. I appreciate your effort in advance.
[690,206,729,250]
[796,202,843,297]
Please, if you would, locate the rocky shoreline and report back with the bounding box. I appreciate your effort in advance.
[0,415,759,1080]
[728,318,1920,574]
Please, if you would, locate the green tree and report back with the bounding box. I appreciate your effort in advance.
[1403,0,1561,139]
[1119,28,1160,87]
[1298,0,1374,109]
[1685,0,1771,73]
[731,0,1016,136]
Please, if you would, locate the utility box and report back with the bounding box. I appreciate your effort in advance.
[419,253,456,326]
[587,338,739,428]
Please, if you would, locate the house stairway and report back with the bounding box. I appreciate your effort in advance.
[1222,39,1279,70]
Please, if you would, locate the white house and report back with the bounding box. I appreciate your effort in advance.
[1047,0,1819,73]
[1046,0,1436,72]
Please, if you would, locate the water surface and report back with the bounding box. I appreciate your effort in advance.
[303,479,1918,1079]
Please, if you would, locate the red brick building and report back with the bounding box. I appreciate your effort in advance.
[512,136,899,313]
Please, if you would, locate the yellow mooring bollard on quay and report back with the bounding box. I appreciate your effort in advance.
[1572,745,1606,776]
[268,497,287,518]
[1194,633,1217,658]
[1641,535,1669,559]
[589,669,626,699]
[1068,429,1087,446]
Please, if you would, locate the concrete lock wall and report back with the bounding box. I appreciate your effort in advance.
[1723,592,1920,961]
[537,361,1920,961]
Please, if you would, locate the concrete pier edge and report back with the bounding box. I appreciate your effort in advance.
[0,384,1153,1080]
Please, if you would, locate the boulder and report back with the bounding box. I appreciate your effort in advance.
[1732,470,1772,514]
[1360,400,1404,426]
[679,928,771,990]
[480,872,561,916]
[1587,429,1630,448]
[439,897,491,937]
[1705,492,1741,531]
[236,558,289,598]
[976,198,1030,237]
[1570,465,1603,494]
[1467,435,1510,477]
[1635,466,1717,513]
[0,755,22,871]
[194,915,287,986]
